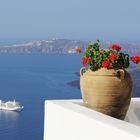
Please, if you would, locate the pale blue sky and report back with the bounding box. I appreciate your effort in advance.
[0,0,140,44]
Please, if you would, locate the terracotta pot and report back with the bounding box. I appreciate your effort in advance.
[80,68,132,120]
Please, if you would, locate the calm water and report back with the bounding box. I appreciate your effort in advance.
[0,53,139,140]
[0,54,82,140]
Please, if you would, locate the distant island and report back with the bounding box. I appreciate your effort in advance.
[0,39,139,54]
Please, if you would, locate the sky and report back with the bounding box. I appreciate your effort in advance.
[0,0,140,44]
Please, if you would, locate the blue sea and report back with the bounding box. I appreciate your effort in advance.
[0,54,82,140]
[0,53,139,140]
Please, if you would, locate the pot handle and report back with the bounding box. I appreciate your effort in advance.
[80,67,87,76]
[116,69,125,80]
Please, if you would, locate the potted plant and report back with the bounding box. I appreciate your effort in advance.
[80,40,140,120]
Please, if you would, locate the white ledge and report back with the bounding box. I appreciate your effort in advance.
[44,98,140,140]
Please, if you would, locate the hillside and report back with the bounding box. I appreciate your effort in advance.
[0,39,87,54]
[0,39,139,54]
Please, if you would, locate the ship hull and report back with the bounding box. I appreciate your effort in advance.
[0,106,24,111]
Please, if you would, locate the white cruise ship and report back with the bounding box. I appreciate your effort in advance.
[0,100,24,111]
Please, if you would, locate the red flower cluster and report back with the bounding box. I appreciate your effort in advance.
[76,48,82,54]
[80,41,140,71]
[131,56,140,64]
[109,44,121,52]
[102,61,110,69]
[82,57,91,66]
[109,53,117,61]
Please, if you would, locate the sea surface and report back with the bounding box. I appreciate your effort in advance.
[0,54,139,140]
[0,54,82,140]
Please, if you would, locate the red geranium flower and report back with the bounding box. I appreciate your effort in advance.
[76,47,82,54]
[102,61,110,69]
[109,53,117,61]
[131,56,140,64]
[82,57,91,66]
[109,44,121,52]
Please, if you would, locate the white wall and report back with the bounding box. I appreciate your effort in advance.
[44,98,140,140]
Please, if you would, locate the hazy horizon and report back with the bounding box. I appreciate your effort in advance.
[0,38,140,46]
[0,0,140,44]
